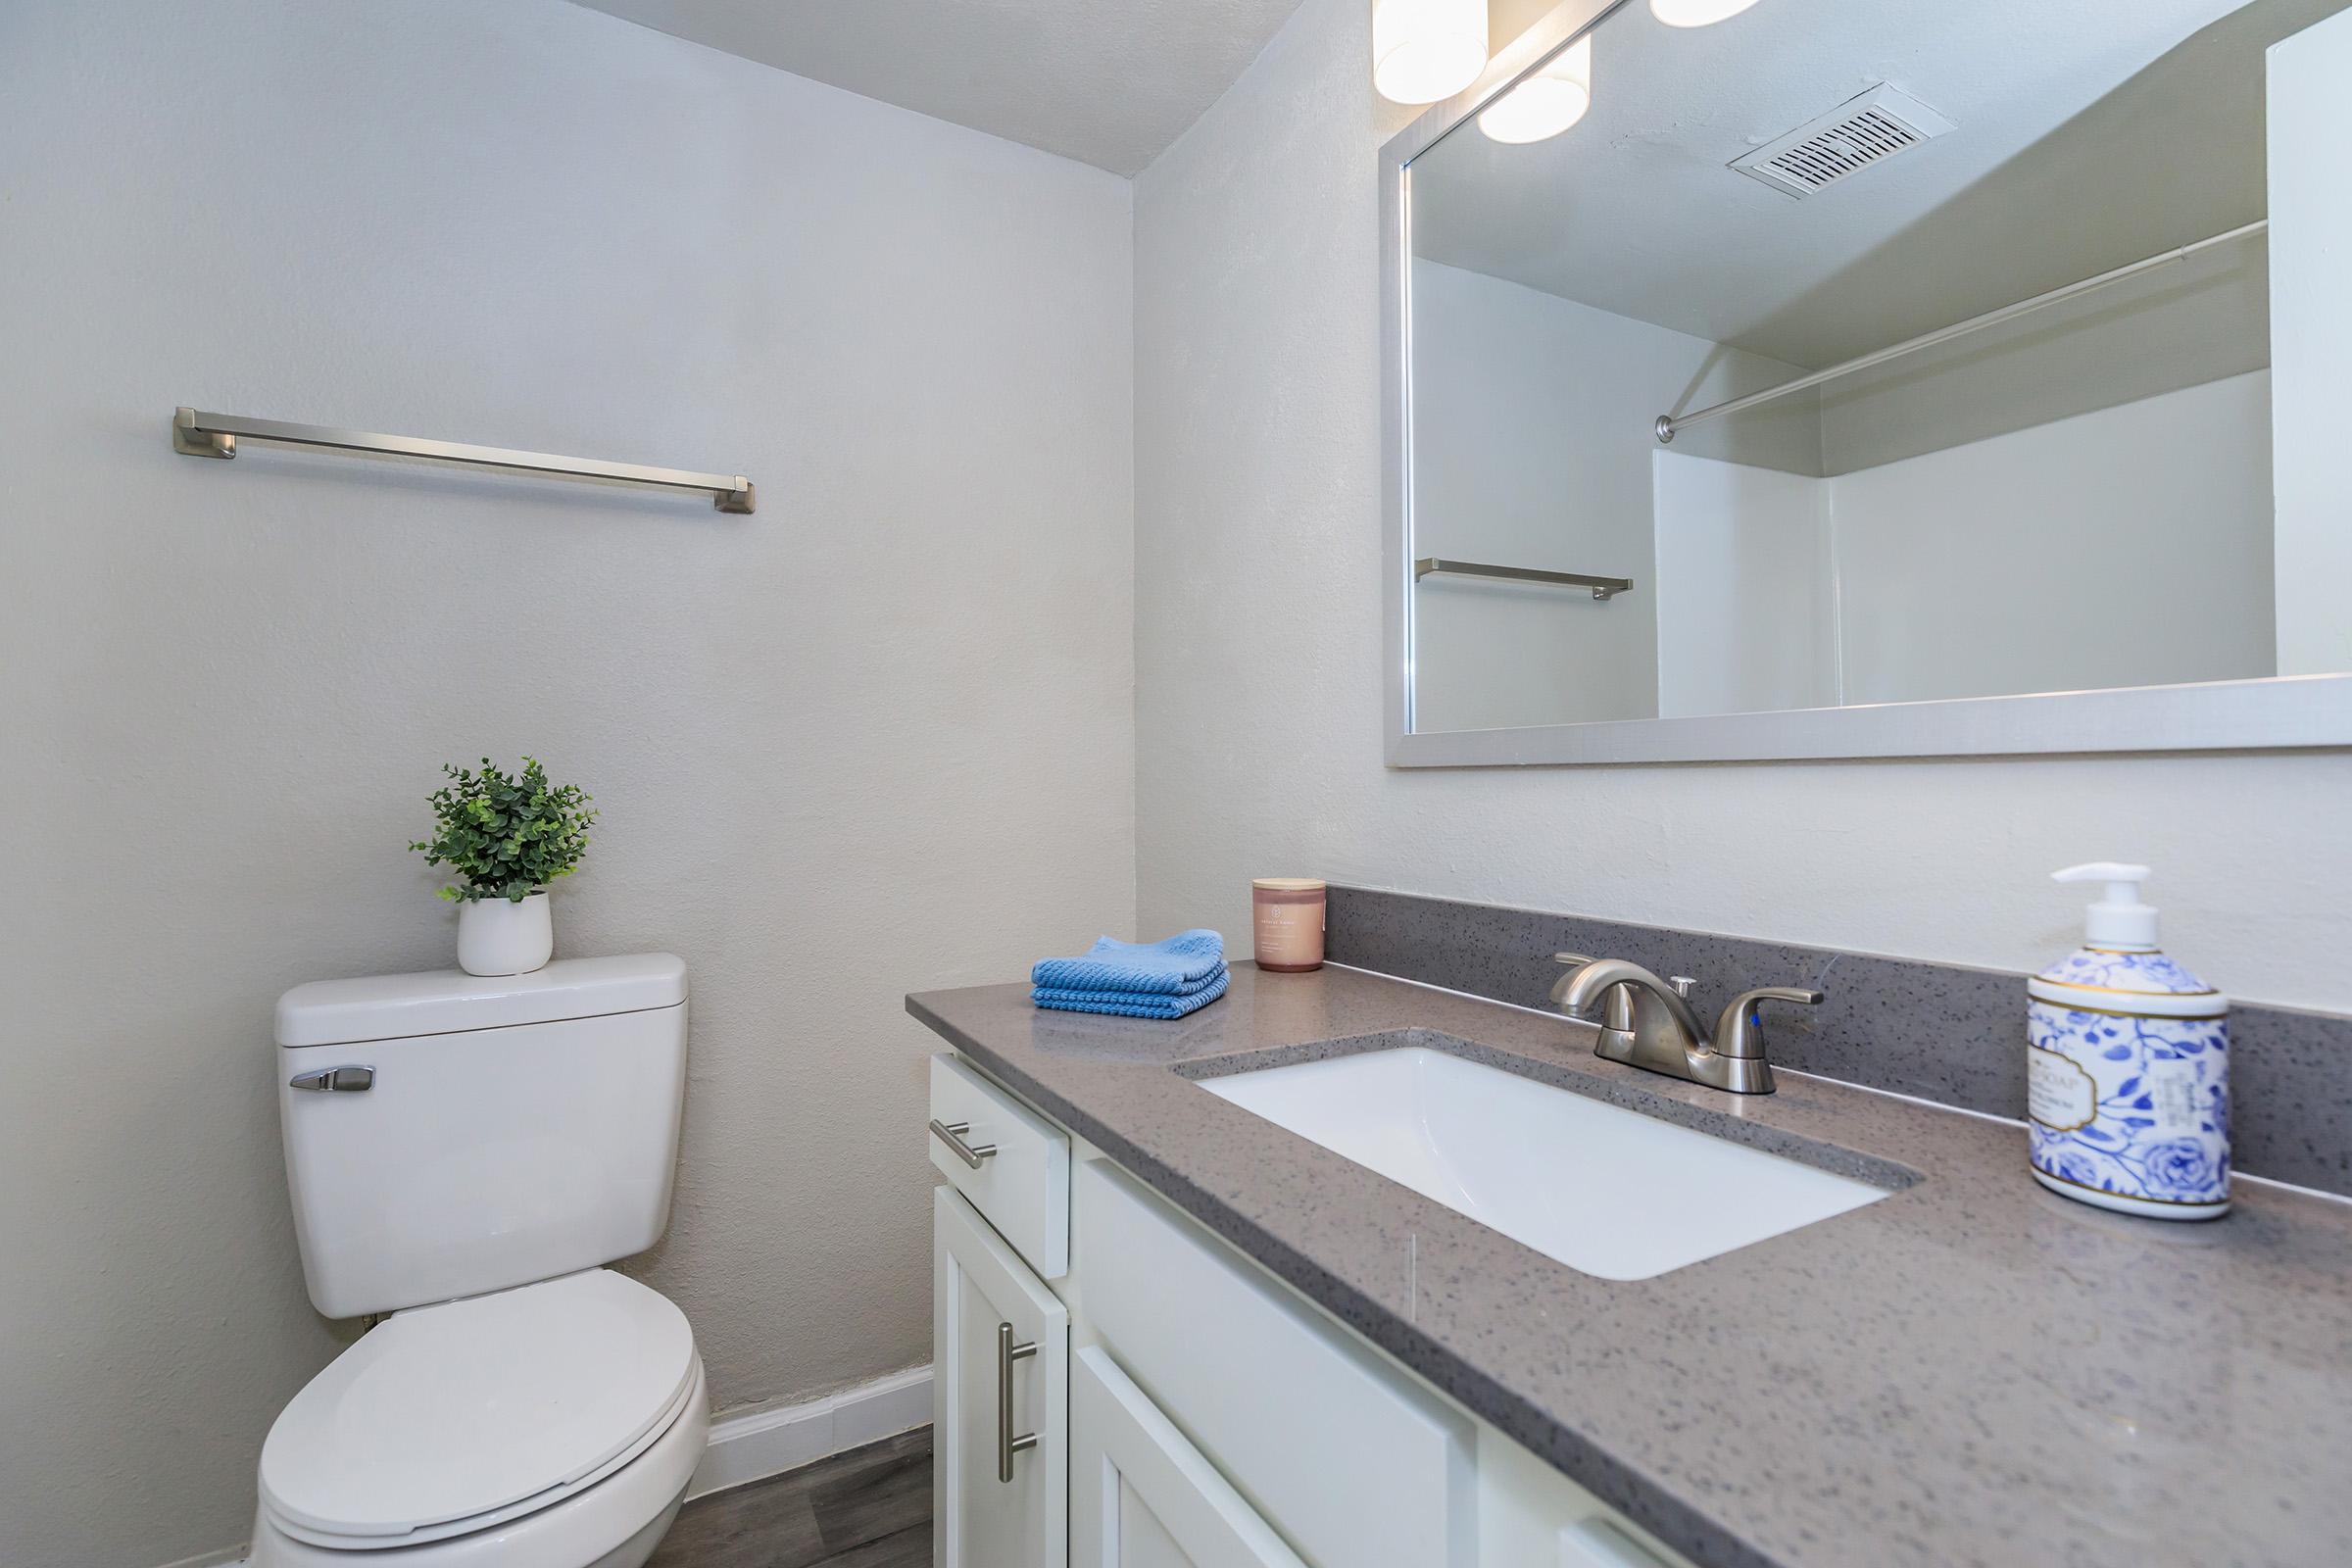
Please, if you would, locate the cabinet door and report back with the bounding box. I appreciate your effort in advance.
[1077,1160,1475,1567]
[1477,1428,1699,1568]
[936,1188,1067,1568]
[1071,1347,1307,1568]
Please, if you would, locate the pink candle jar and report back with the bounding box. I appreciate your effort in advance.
[1251,879,1327,972]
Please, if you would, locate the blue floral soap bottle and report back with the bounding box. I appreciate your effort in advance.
[2027,863,2230,1219]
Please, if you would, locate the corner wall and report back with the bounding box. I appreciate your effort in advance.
[0,4,1134,1563]
[2270,6,2352,676]
[1131,0,2352,1010]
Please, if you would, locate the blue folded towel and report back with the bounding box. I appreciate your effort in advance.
[1035,966,1230,1019]
[1031,930,1226,997]
[1031,929,1228,1018]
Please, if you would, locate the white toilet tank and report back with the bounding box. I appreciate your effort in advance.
[275,954,688,1319]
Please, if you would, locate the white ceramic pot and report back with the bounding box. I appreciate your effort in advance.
[458,890,554,976]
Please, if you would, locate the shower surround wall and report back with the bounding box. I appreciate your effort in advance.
[1652,371,2277,710]
[0,3,1133,1564]
[1827,372,2275,702]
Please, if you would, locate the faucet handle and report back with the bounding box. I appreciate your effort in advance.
[1714,986,1825,1061]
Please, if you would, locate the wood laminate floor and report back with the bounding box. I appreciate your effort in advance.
[647,1426,931,1567]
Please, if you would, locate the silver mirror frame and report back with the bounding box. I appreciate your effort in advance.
[1380,0,2352,765]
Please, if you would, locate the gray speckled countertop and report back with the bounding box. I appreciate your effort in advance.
[908,962,2352,1568]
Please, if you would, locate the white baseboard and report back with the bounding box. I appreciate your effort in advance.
[161,1364,933,1566]
[686,1363,933,1500]
[157,1547,248,1568]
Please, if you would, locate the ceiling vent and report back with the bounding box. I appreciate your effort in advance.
[1730,85,1955,198]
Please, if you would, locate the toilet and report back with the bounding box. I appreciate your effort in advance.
[250,954,704,1568]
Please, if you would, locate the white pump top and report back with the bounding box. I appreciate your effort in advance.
[2052,862,2158,950]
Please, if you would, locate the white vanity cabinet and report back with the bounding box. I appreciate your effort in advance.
[928,1052,1699,1568]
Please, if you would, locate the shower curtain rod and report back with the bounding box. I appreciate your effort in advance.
[1652,219,2268,445]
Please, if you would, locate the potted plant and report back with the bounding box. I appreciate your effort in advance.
[410,757,597,976]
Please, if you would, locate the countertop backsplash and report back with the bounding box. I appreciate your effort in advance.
[1323,885,2352,1200]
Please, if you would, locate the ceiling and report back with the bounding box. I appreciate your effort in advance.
[1412,0,2347,368]
[567,0,1308,175]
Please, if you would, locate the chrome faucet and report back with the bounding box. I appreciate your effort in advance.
[1549,955,1823,1095]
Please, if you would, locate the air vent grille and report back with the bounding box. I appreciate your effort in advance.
[1732,86,1955,198]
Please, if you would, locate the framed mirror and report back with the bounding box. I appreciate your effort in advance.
[1382,0,2352,764]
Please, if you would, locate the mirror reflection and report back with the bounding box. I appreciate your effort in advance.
[1405,0,2350,734]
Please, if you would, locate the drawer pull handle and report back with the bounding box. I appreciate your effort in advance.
[930,1118,998,1169]
[997,1320,1038,1483]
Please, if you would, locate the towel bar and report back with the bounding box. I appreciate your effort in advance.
[1413,558,1632,602]
[172,407,756,514]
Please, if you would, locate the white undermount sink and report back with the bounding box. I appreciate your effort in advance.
[1200,1045,1892,1281]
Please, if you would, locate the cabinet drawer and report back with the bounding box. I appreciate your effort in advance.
[1073,1346,1307,1568]
[1075,1159,1476,1568]
[930,1053,1069,1279]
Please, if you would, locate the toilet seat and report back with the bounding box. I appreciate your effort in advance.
[260,1269,698,1550]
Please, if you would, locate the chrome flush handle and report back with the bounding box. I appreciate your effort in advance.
[289,1065,375,1092]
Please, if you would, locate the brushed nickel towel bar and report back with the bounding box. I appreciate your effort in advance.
[172,407,757,514]
[1654,219,2269,444]
[1414,557,1633,601]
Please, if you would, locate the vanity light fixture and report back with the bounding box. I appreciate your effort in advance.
[1373,0,1490,105]
[1478,34,1592,143]
[1649,0,1766,26]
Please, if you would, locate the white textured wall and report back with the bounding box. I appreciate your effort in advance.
[0,4,1133,1564]
[2270,8,2352,676]
[1132,0,2352,1015]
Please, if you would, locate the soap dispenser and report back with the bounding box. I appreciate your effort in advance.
[2027,864,2230,1219]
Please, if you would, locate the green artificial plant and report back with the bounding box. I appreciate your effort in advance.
[409,757,597,903]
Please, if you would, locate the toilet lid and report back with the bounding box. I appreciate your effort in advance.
[261,1269,697,1543]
